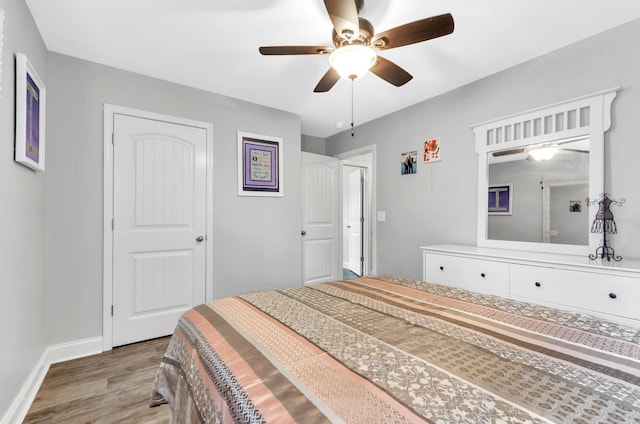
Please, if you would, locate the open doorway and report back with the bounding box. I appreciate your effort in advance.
[337,146,376,280]
[343,165,365,278]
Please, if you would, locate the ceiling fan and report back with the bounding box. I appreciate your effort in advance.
[492,142,589,161]
[259,0,455,92]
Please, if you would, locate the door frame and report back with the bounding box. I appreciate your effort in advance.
[102,104,214,351]
[336,144,377,276]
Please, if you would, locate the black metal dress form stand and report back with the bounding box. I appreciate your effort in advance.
[587,193,625,261]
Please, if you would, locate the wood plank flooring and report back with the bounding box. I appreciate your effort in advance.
[24,337,171,423]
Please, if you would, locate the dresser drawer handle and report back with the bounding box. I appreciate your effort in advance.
[609,293,617,299]
[534,282,541,288]
[439,266,444,271]
[480,273,486,278]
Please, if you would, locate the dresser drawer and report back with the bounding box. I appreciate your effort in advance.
[510,264,640,321]
[423,253,509,294]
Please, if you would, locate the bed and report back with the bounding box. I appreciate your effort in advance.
[150,276,640,423]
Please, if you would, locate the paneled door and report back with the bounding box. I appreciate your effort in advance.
[302,152,341,285]
[112,113,207,346]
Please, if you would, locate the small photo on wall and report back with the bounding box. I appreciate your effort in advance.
[570,200,582,212]
[423,137,441,163]
[401,151,417,175]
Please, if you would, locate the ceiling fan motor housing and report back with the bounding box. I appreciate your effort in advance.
[333,18,375,48]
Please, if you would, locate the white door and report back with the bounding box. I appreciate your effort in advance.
[302,152,341,285]
[112,113,207,346]
[346,166,363,275]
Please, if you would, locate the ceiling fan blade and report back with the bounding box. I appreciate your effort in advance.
[314,68,341,92]
[370,56,413,87]
[372,13,454,50]
[259,46,333,55]
[563,148,589,153]
[324,0,360,40]
[492,148,527,157]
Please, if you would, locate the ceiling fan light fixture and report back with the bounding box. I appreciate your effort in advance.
[528,145,559,161]
[329,44,377,80]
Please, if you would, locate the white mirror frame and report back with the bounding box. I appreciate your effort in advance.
[472,87,619,255]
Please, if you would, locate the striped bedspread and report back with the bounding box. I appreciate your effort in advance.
[151,276,640,423]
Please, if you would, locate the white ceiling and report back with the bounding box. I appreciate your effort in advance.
[26,0,640,137]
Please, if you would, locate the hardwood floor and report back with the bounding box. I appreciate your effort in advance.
[24,337,171,423]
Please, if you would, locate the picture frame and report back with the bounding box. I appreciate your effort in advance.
[569,200,582,212]
[237,131,283,197]
[423,137,442,163]
[15,52,46,172]
[401,150,417,175]
[488,183,513,215]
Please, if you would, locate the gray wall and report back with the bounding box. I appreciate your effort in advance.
[44,53,303,345]
[0,0,48,417]
[301,134,326,155]
[550,183,589,245]
[326,19,640,280]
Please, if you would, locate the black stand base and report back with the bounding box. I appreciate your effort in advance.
[589,242,622,262]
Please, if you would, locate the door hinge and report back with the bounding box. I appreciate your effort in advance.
[111,219,114,230]
[112,132,115,145]
[111,305,114,316]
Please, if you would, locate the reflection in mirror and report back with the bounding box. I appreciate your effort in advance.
[487,137,589,245]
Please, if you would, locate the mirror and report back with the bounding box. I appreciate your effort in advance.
[472,87,618,256]
[487,138,590,246]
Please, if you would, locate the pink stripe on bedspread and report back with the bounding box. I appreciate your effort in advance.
[183,308,298,423]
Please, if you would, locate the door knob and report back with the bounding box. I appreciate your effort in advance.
[301,230,307,236]
[196,235,204,242]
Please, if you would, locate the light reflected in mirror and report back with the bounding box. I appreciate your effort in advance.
[487,138,590,245]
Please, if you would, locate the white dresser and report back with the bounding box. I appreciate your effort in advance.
[421,244,640,328]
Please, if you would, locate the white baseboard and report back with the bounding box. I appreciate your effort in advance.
[1,336,103,424]
[46,336,103,365]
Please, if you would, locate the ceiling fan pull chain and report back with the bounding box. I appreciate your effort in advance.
[351,78,355,136]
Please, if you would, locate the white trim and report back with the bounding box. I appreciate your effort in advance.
[47,336,104,364]
[335,144,377,276]
[470,87,620,129]
[102,104,214,351]
[1,337,103,424]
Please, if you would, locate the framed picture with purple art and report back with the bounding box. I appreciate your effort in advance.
[488,183,512,215]
[237,131,283,197]
[15,52,46,172]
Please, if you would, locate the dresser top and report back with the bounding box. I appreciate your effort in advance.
[421,244,640,275]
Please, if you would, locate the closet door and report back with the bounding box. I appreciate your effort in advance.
[302,152,341,285]
[112,113,207,346]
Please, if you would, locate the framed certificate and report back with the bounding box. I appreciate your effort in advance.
[488,183,513,215]
[15,52,46,172]
[237,132,283,197]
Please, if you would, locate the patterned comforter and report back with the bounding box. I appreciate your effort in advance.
[150,276,640,423]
